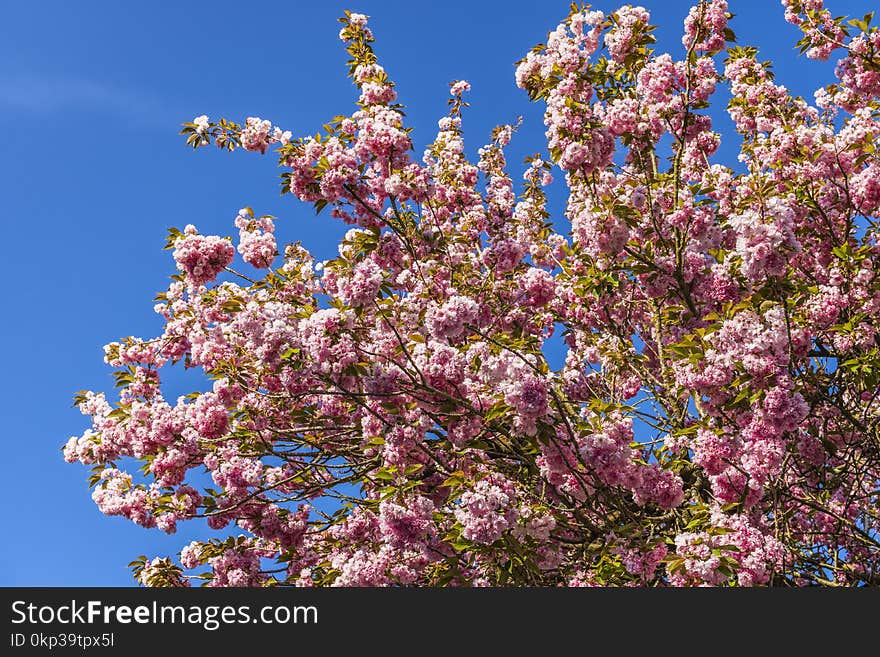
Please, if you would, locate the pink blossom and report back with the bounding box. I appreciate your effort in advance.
[337,260,384,307]
[605,5,651,63]
[234,208,277,269]
[240,117,273,154]
[728,198,800,283]
[505,375,550,420]
[449,80,471,96]
[379,496,435,548]
[517,267,556,307]
[425,295,479,340]
[682,0,729,52]
[455,477,519,544]
[172,226,234,287]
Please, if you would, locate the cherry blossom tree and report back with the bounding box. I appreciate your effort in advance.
[65,1,880,586]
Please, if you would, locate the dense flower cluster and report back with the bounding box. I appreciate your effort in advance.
[234,208,277,269]
[68,3,880,587]
[171,225,235,288]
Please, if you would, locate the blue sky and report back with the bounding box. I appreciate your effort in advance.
[0,0,873,586]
